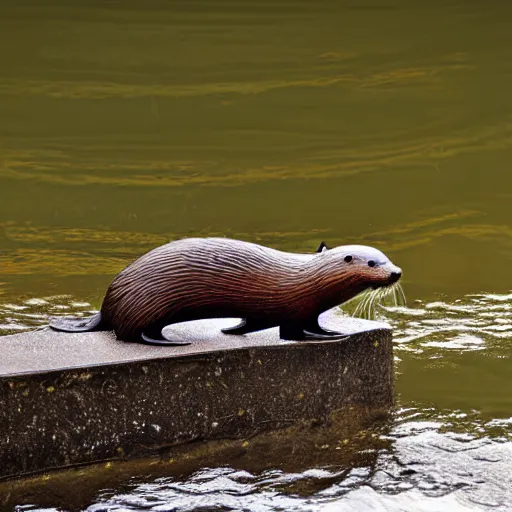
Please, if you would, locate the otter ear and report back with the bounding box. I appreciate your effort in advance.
[316,241,329,253]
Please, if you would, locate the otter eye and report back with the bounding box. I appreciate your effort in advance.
[368,260,376,268]
[344,255,353,263]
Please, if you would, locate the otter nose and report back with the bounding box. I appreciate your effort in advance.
[389,268,402,284]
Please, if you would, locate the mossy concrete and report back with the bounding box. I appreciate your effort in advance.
[0,310,393,480]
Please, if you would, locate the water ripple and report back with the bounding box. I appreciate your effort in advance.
[13,409,509,512]
[0,295,94,335]
[380,292,512,354]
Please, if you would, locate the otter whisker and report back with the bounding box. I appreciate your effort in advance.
[365,288,381,320]
[366,291,374,319]
[368,290,382,319]
[392,285,399,307]
[373,289,383,314]
[349,281,406,320]
[378,288,388,312]
[383,282,406,309]
[352,293,364,318]
[364,291,374,318]
[367,290,377,318]
[396,283,407,306]
[352,289,372,319]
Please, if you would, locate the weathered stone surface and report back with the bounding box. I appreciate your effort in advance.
[0,310,393,480]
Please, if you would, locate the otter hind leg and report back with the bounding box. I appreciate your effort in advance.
[139,323,191,346]
[49,312,106,333]
[221,319,271,335]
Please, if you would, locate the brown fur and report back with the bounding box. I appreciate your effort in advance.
[100,238,400,341]
[50,237,401,343]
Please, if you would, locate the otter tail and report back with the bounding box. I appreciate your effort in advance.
[49,312,107,333]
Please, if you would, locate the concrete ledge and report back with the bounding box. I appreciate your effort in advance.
[0,309,393,480]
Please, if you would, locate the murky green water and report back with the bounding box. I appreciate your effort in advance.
[2,0,512,510]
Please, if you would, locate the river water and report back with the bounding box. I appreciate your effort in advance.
[1,0,512,510]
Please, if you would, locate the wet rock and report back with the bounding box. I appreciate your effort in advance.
[0,311,393,480]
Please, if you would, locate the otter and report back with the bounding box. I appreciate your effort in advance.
[49,238,402,345]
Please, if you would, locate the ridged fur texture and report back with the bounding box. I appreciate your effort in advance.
[100,237,399,341]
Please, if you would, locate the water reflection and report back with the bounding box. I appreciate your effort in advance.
[4,406,512,511]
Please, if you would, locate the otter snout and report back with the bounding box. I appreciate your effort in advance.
[388,266,402,284]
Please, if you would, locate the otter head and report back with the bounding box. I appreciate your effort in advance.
[315,243,402,306]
